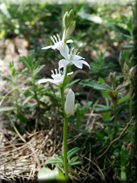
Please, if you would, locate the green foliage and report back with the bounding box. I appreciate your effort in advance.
[80,79,112,91]
[20,51,45,107]
[0,61,23,118]
[45,147,82,168]
[0,1,136,182]
[90,52,113,79]
[0,52,48,127]
[76,101,92,129]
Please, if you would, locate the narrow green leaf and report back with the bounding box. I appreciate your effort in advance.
[103,112,110,120]
[94,105,113,112]
[66,79,80,88]
[33,65,45,77]
[116,83,129,91]
[59,151,64,162]
[68,161,82,166]
[45,156,63,165]
[28,52,34,67]
[117,95,129,105]
[99,77,109,99]
[0,107,15,112]
[69,156,80,163]
[32,58,43,70]
[20,56,31,70]
[22,96,33,105]
[0,73,12,83]
[84,101,93,113]
[80,79,112,91]
[67,147,80,159]
[116,103,129,111]
[123,45,133,49]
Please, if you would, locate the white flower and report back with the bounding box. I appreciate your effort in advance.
[37,68,73,86]
[65,89,75,117]
[59,47,90,69]
[42,31,73,59]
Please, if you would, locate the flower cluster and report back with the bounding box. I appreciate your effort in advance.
[38,10,90,116]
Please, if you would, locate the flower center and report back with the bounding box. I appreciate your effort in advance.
[69,48,79,61]
[51,69,63,81]
[50,34,64,50]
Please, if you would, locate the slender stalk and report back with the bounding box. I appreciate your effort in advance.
[60,86,69,180]
[62,66,69,86]
[60,86,65,110]
[60,66,70,180]
[31,74,40,130]
[63,116,69,180]
[129,81,132,120]
[32,74,40,108]
[113,102,117,140]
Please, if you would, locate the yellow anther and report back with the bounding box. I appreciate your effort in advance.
[56,34,60,40]
[50,36,54,42]
[53,35,57,42]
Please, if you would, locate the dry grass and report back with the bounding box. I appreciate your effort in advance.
[0,127,57,182]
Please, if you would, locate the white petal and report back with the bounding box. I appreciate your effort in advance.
[42,45,55,50]
[62,30,66,42]
[37,78,53,84]
[59,44,69,59]
[82,60,91,68]
[66,39,73,43]
[67,72,73,76]
[65,89,75,117]
[73,54,83,61]
[59,59,70,68]
[54,80,63,85]
[72,60,83,69]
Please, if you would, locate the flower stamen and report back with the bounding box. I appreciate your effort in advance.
[50,36,55,43]
[53,35,58,43]
[56,34,61,42]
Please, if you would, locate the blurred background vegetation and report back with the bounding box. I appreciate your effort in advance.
[0,0,136,182]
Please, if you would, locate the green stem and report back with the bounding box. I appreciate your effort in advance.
[60,87,65,110]
[31,74,40,130]
[129,81,132,120]
[113,102,117,140]
[32,75,40,108]
[62,66,69,87]
[60,66,69,180]
[60,86,69,180]
[63,116,69,180]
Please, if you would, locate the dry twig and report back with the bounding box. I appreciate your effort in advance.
[97,117,133,160]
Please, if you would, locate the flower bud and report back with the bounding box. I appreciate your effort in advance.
[123,63,129,81]
[63,11,69,28]
[65,21,76,40]
[124,63,129,74]
[119,51,123,67]
[68,9,74,24]
[107,90,118,105]
[65,89,75,117]
[109,72,116,85]
[63,9,74,29]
